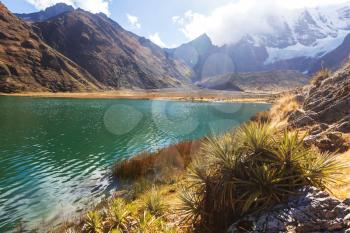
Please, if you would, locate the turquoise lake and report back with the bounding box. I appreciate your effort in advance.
[0,96,270,231]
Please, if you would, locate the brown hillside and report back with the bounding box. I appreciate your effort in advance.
[36,9,192,89]
[0,3,102,93]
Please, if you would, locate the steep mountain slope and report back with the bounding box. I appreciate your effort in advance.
[0,3,102,93]
[15,3,74,22]
[197,70,308,93]
[166,34,220,81]
[35,9,192,89]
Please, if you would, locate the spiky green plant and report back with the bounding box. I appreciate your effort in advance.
[143,188,166,216]
[138,211,162,233]
[83,211,103,233]
[106,198,130,232]
[179,122,345,231]
[178,186,204,225]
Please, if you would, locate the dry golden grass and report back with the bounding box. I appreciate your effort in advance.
[311,68,332,86]
[113,140,201,180]
[251,93,300,128]
[327,149,350,200]
[326,133,350,199]
[267,93,300,128]
[342,133,350,143]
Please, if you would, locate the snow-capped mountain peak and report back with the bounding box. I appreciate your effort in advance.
[170,2,350,78]
[244,5,350,65]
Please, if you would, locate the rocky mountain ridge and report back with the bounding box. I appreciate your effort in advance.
[34,8,191,89]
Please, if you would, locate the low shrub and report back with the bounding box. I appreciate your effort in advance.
[129,178,154,199]
[113,140,201,180]
[179,122,344,231]
[250,110,271,123]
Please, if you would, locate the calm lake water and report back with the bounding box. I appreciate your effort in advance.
[0,96,270,232]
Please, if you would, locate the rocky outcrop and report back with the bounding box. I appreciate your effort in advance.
[287,63,350,152]
[228,187,350,233]
[0,3,102,93]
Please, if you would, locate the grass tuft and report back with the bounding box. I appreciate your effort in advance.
[311,68,332,86]
[143,188,167,216]
[269,93,300,127]
[179,122,345,231]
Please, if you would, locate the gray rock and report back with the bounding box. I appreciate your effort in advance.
[336,121,350,133]
[294,94,306,104]
[288,109,305,123]
[304,132,348,152]
[345,213,350,221]
[320,123,329,130]
[227,187,350,233]
[343,198,350,206]
[292,115,316,127]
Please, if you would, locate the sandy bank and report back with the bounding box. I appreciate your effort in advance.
[0,89,277,103]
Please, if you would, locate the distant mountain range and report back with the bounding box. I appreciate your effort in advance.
[2,2,350,93]
[197,70,308,94]
[167,4,350,79]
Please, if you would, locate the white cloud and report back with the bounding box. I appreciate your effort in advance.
[149,33,167,47]
[126,14,141,29]
[26,0,111,15]
[174,0,350,46]
[172,16,180,23]
[276,0,349,9]
[172,15,184,25]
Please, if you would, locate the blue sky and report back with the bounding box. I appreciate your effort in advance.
[2,0,349,48]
